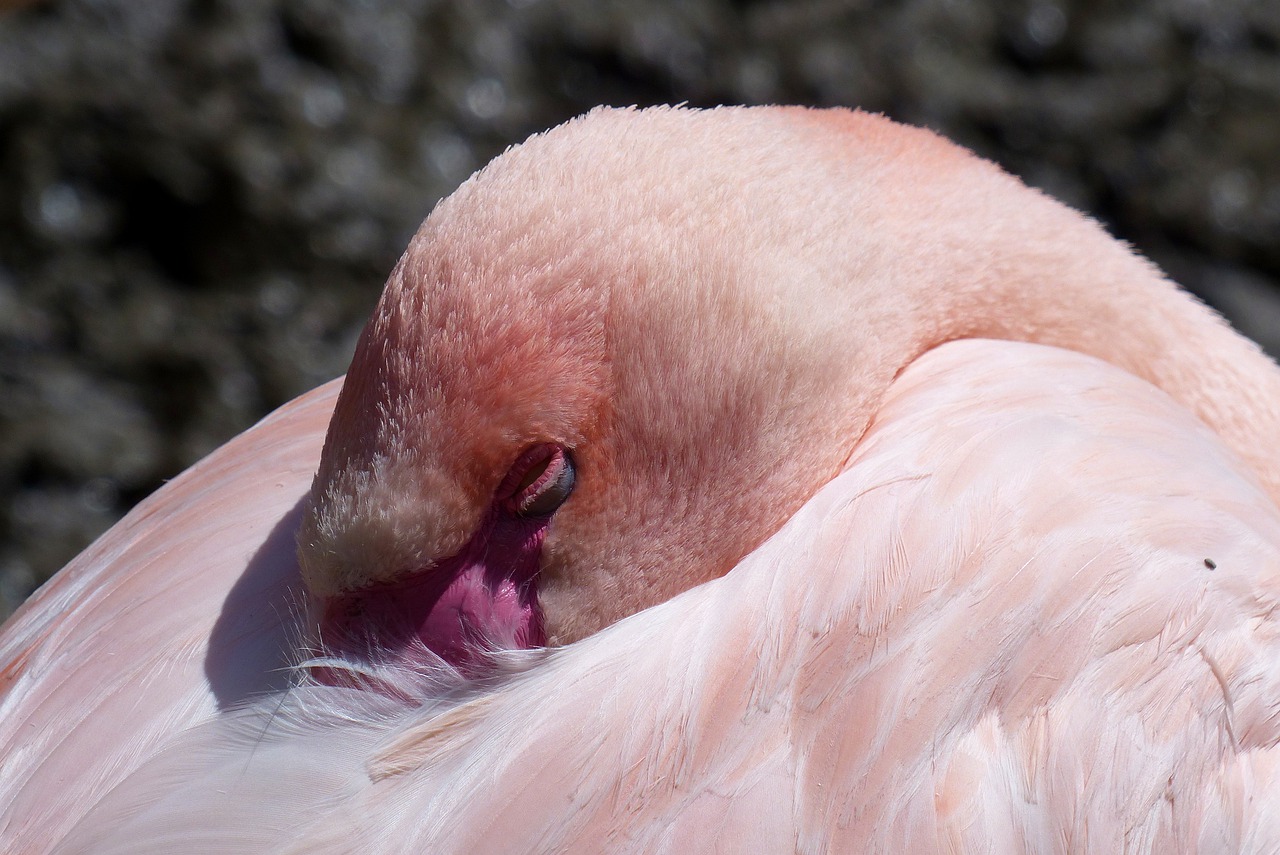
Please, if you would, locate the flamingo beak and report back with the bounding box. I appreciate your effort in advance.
[318,509,549,680]
[316,445,578,682]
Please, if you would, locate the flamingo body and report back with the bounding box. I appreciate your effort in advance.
[4,105,1280,851]
[9,342,1280,852]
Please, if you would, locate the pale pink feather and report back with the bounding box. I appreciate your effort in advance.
[15,341,1280,853]
[0,380,338,849]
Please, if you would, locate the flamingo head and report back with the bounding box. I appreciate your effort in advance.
[295,105,950,678]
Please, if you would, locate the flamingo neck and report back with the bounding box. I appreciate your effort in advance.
[778,108,1280,504]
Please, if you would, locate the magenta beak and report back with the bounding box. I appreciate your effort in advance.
[318,509,549,680]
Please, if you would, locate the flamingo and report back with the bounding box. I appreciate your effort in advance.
[3,105,1280,852]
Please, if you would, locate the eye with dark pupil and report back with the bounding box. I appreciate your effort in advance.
[503,445,576,517]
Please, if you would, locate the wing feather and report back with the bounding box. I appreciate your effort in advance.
[14,343,1280,852]
[0,380,340,849]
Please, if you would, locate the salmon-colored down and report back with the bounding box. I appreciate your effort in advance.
[3,106,1280,852]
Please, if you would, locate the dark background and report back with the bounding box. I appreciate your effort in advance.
[1,0,1278,617]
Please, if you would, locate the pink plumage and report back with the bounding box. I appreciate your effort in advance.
[4,106,1280,852]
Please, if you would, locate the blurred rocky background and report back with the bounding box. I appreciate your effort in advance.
[0,0,1277,616]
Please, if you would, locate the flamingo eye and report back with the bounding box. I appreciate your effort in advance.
[501,445,576,518]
